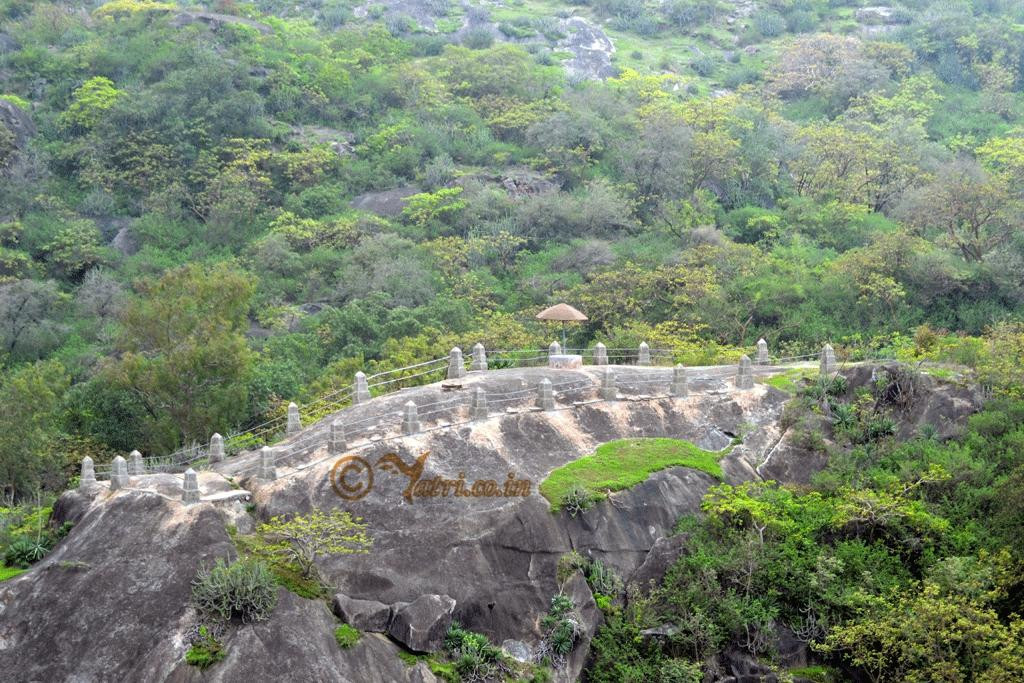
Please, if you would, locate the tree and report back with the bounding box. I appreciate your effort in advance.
[75,268,127,342]
[0,360,69,501]
[789,119,926,212]
[257,509,372,579]
[897,159,1022,263]
[0,279,67,361]
[613,111,694,216]
[767,34,890,110]
[59,77,123,131]
[108,262,254,452]
[43,219,109,282]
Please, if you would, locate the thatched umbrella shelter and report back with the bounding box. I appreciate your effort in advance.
[536,303,588,349]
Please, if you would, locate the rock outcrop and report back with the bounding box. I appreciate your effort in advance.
[0,99,35,151]
[333,593,392,632]
[388,594,456,653]
[170,11,272,34]
[0,363,981,680]
[349,185,421,216]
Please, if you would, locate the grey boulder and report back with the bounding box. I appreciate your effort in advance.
[387,594,456,653]
[332,593,392,632]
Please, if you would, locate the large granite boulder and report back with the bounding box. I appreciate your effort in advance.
[0,492,236,681]
[388,594,456,653]
[332,593,392,632]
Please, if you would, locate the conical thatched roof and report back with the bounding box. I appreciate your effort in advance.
[536,303,588,322]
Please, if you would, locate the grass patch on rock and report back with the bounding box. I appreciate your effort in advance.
[335,624,361,649]
[762,367,817,394]
[0,566,25,582]
[540,438,723,512]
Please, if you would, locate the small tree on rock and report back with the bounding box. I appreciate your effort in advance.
[257,509,372,579]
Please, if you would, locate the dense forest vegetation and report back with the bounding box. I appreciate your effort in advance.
[1,0,1024,680]
[2,0,1022,499]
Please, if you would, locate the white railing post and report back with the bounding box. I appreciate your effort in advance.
[637,342,651,366]
[736,355,754,390]
[447,347,467,379]
[470,343,487,371]
[600,367,617,400]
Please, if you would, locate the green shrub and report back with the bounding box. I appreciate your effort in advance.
[3,537,50,568]
[462,28,494,49]
[539,594,582,660]
[557,550,588,583]
[191,558,278,623]
[690,54,714,77]
[185,625,225,669]
[334,624,361,649]
[498,22,535,39]
[444,622,503,680]
[586,559,623,597]
[753,11,785,37]
[561,485,596,518]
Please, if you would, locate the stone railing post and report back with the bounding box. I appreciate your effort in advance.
[736,355,754,390]
[447,347,467,380]
[257,447,277,481]
[637,341,651,366]
[330,420,346,455]
[354,371,370,404]
[79,456,96,490]
[109,455,129,491]
[470,343,487,371]
[536,378,554,411]
[471,387,488,420]
[209,433,224,464]
[402,401,420,435]
[594,342,608,366]
[820,344,838,376]
[671,364,688,397]
[287,402,301,434]
[128,450,144,476]
[756,338,769,365]
[600,367,617,400]
[182,468,200,505]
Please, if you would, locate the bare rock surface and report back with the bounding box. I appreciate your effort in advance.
[171,11,273,34]
[388,594,456,652]
[558,17,616,81]
[0,99,34,150]
[350,185,421,216]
